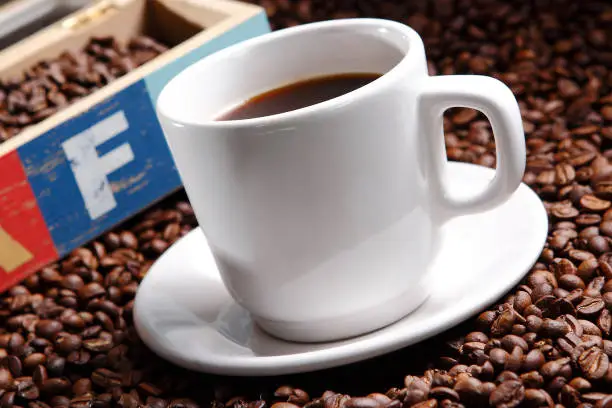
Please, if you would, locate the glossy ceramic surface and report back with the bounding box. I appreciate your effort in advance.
[133,162,548,376]
[156,19,527,342]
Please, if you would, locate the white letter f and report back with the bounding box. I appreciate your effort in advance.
[62,111,134,220]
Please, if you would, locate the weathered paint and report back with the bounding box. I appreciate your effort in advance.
[19,81,180,255]
[0,151,58,290]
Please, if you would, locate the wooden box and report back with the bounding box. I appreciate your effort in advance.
[0,0,270,292]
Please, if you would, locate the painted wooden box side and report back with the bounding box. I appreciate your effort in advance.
[0,9,271,292]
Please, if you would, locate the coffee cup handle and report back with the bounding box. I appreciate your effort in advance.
[418,75,526,219]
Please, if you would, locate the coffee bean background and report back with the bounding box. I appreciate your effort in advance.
[0,35,167,143]
[2,0,612,407]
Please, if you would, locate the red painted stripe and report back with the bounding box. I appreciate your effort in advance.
[0,151,59,292]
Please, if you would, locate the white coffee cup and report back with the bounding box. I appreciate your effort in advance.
[156,18,526,343]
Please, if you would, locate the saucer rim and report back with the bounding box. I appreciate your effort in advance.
[134,161,549,376]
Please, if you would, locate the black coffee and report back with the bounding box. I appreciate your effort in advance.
[216,72,382,121]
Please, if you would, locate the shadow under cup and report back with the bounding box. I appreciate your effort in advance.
[156,19,439,343]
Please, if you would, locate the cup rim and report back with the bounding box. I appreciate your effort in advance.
[156,18,422,129]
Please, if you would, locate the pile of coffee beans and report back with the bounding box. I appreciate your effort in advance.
[0,35,168,143]
[2,0,612,407]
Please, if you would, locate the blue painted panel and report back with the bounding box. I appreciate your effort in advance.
[18,81,180,255]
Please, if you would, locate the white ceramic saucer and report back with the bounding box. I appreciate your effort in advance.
[133,162,548,376]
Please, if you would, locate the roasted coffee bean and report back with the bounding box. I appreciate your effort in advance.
[488,348,508,368]
[596,396,612,408]
[542,319,571,337]
[559,331,583,355]
[15,377,39,400]
[162,223,181,242]
[590,236,611,254]
[479,383,496,400]
[464,332,488,343]
[504,347,523,372]
[523,349,546,371]
[476,311,497,330]
[60,275,84,291]
[82,337,113,353]
[584,393,610,405]
[59,313,85,331]
[54,334,81,355]
[560,275,586,291]
[409,401,436,408]
[22,353,46,371]
[599,310,612,336]
[581,320,603,336]
[29,401,52,408]
[603,340,612,358]
[553,297,577,315]
[529,271,558,289]
[136,383,163,399]
[146,398,169,408]
[7,356,22,377]
[489,380,524,407]
[32,365,47,386]
[521,371,544,389]
[49,395,70,408]
[512,292,531,314]
[480,361,495,380]
[91,368,121,389]
[119,231,138,250]
[582,335,604,350]
[570,377,592,392]
[579,347,610,380]
[0,36,167,144]
[35,320,63,339]
[496,371,520,383]
[65,349,89,366]
[501,334,529,352]
[547,376,569,396]
[1,391,15,408]
[490,307,515,336]
[0,368,14,390]
[323,395,350,408]
[461,342,485,355]
[41,378,70,395]
[81,325,101,339]
[523,332,538,348]
[94,311,114,332]
[45,356,65,377]
[452,377,481,400]
[78,283,105,301]
[429,388,458,402]
[586,277,607,297]
[578,298,606,316]
[541,358,570,379]
[603,292,612,308]
[70,395,94,408]
[560,385,581,407]
[524,389,553,408]
[567,289,585,306]
[578,258,600,280]
[582,196,611,212]
[403,376,430,406]
[343,398,379,408]
[431,372,455,388]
